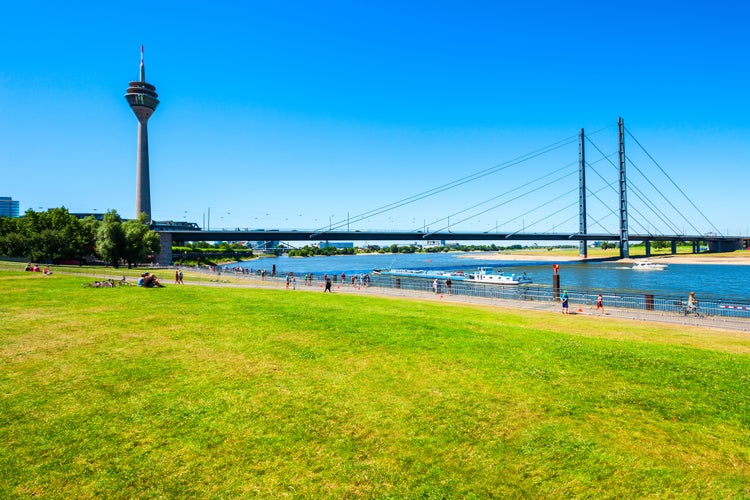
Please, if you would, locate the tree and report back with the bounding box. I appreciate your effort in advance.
[122,214,161,268]
[75,216,100,264]
[0,216,25,257]
[0,208,93,263]
[96,211,126,267]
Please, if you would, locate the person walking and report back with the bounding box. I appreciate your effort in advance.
[596,294,604,316]
[324,276,332,292]
[445,277,452,295]
[432,279,439,294]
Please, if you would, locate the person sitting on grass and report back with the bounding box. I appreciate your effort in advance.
[142,273,164,288]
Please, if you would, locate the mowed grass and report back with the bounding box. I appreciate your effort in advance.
[1,272,748,499]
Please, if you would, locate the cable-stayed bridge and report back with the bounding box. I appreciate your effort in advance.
[154,118,747,264]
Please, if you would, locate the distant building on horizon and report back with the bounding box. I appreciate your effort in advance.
[70,212,105,221]
[0,197,20,218]
[319,241,354,249]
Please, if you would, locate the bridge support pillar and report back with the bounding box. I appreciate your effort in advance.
[155,232,173,265]
[618,118,630,258]
[578,128,588,258]
[671,240,677,254]
[645,241,651,257]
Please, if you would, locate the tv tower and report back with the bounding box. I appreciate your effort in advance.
[125,46,159,221]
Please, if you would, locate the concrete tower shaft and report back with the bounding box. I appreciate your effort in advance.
[125,46,159,221]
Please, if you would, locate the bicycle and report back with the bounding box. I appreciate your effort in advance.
[676,300,703,318]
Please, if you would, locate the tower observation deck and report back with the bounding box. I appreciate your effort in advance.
[125,46,159,221]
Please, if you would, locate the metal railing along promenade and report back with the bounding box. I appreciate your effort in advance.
[197,267,750,330]
[15,260,746,331]
[367,275,748,316]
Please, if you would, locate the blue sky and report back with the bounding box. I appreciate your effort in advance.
[2,1,749,237]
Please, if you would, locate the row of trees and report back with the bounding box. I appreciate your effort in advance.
[0,208,160,268]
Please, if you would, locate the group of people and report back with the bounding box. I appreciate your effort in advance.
[286,272,297,290]
[560,290,699,316]
[560,290,604,316]
[319,273,371,292]
[174,269,184,284]
[24,263,51,274]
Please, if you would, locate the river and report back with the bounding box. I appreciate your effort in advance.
[231,252,750,303]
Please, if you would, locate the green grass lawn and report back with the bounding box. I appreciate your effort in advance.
[1,271,748,498]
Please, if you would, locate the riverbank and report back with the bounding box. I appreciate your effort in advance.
[458,252,583,262]
[457,250,750,265]
[644,253,750,265]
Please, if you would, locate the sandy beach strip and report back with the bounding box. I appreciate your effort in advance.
[458,252,582,262]
[457,251,750,265]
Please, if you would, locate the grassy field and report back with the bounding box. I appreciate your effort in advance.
[1,270,748,498]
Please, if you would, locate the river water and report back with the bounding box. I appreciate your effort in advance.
[233,252,750,303]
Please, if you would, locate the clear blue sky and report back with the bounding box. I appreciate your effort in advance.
[2,1,748,237]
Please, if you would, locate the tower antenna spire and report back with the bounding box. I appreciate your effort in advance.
[140,45,145,82]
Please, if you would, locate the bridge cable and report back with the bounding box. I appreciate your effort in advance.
[625,127,722,236]
[422,127,620,236]
[444,172,575,234]
[420,162,578,235]
[625,155,705,236]
[503,188,580,236]
[538,180,629,236]
[625,170,684,235]
[585,136,681,235]
[315,133,580,234]
[422,167,578,236]
[582,139,653,232]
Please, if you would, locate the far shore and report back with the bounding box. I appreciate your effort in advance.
[233,249,750,267]
[457,250,750,265]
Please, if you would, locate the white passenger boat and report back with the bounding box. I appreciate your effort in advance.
[464,267,533,285]
[631,260,668,271]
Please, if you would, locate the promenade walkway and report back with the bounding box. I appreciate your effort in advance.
[12,262,749,333]
[181,269,750,333]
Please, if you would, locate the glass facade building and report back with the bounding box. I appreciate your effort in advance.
[0,197,20,218]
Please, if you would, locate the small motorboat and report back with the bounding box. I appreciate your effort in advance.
[632,260,668,271]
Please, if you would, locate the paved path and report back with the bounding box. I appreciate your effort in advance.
[187,272,750,333]
[47,266,750,333]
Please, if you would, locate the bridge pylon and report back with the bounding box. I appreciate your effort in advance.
[578,128,587,258]
[618,117,630,258]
